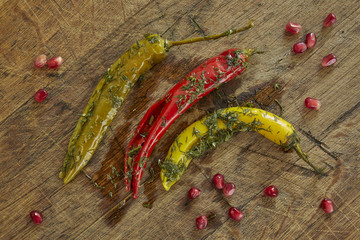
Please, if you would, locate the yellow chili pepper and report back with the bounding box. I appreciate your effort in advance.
[160,107,323,191]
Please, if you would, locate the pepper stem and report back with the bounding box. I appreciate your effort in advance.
[293,143,325,175]
[166,20,254,50]
[242,48,264,59]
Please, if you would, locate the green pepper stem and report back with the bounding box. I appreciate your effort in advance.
[293,144,324,175]
[242,48,264,59]
[275,99,284,116]
[167,20,254,49]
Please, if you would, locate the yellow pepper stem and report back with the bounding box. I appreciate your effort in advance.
[293,143,325,175]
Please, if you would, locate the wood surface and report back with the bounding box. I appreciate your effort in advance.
[0,0,359,239]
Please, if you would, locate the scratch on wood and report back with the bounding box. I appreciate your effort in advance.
[161,0,206,36]
[275,198,295,238]
[259,227,267,239]
[188,15,206,36]
[120,0,126,21]
[325,159,343,194]
[14,5,44,44]
[58,26,78,60]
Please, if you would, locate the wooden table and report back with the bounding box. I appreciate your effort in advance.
[1,0,359,239]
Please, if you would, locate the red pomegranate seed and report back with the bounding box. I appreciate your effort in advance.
[305,33,317,48]
[321,54,337,67]
[264,185,278,197]
[47,56,63,69]
[323,13,336,27]
[293,42,307,53]
[228,207,244,221]
[223,182,236,197]
[321,198,334,213]
[30,210,43,225]
[304,97,321,110]
[34,54,47,68]
[213,173,225,189]
[285,22,302,34]
[34,89,48,103]
[195,215,208,230]
[188,187,201,199]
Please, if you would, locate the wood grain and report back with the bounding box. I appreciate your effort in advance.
[0,0,359,239]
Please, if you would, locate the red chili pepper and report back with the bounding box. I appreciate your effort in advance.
[124,48,258,198]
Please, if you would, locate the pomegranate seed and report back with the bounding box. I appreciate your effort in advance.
[285,22,302,34]
[30,210,43,225]
[188,187,201,199]
[34,54,47,68]
[223,182,236,197]
[321,198,334,213]
[264,185,278,197]
[47,56,63,69]
[228,207,244,221]
[321,54,337,67]
[305,33,317,48]
[293,42,307,53]
[304,97,321,110]
[323,13,336,27]
[213,173,225,189]
[195,215,208,230]
[34,89,48,103]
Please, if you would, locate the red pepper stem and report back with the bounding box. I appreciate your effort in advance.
[241,48,263,60]
[167,20,254,49]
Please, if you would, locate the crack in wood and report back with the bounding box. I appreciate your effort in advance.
[299,128,340,161]
[322,101,360,135]
[246,148,319,174]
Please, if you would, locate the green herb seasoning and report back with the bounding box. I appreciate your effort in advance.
[159,159,186,182]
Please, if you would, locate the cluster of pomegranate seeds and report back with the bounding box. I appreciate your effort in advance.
[323,13,336,27]
[33,54,63,102]
[213,173,225,189]
[286,22,302,34]
[34,55,63,69]
[34,54,47,68]
[264,185,279,197]
[305,33,317,48]
[212,173,236,196]
[321,198,334,213]
[228,207,244,221]
[188,187,201,199]
[47,56,64,69]
[223,182,236,197]
[304,97,321,110]
[34,89,48,103]
[321,54,337,67]
[288,13,338,63]
[195,215,208,230]
[293,42,307,54]
[30,210,43,225]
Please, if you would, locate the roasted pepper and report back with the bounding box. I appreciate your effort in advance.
[60,22,254,184]
[125,48,260,198]
[160,107,324,191]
